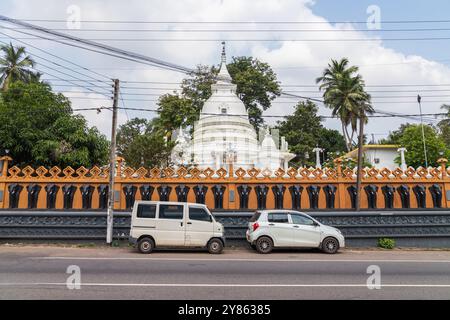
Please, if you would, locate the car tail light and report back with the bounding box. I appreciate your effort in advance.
[252,222,259,231]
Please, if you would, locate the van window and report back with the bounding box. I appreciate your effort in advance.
[291,214,315,226]
[159,204,184,220]
[249,211,261,222]
[136,204,156,218]
[189,207,212,222]
[268,213,288,223]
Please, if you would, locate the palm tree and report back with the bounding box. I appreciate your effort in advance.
[316,58,367,151]
[0,42,36,91]
[317,58,373,211]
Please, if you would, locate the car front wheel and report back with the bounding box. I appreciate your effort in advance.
[321,237,340,254]
[207,238,224,254]
[256,236,273,254]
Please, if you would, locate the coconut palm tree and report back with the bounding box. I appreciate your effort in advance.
[0,42,36,91]
[316,58,373,211]
[316,58,368,151]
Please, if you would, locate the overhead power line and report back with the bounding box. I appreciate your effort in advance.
[16,18,450,24]
[5,35,450,42]
[10,27,450,32]
[0,17,193,73]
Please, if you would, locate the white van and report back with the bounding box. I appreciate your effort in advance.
[129,201,225,254]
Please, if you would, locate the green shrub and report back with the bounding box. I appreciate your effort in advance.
[378,238,396,249]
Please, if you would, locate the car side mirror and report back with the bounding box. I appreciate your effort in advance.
[313,221,320,227]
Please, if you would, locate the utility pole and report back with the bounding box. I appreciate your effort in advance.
[355,116,365,211]
[106,79,119,244]
[417,94,428,168]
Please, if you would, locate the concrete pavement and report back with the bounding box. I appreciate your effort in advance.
[0,245,450,299]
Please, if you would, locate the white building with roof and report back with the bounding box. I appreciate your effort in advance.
[171,43,295,171]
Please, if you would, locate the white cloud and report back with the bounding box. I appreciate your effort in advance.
[2,0,448,141]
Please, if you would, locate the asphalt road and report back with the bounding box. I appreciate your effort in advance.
[0,245,450,299]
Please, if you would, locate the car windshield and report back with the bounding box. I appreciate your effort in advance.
[249,211,261,222]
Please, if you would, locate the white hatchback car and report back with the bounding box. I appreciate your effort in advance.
[246,210,345,254]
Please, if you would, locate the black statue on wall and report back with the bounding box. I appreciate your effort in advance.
[193,185,208,204]
[123,185,137,209]
[45,184,59,209]
[364,185,378,209]
[212,185,226,209]
[288,185,303,210]
[429,184,442,208]
[381,185,395,209]
[27,184,41,209]
[306,185,321,209]
[237,185,252,209]
[8,184,23,209]
[397,185,410,208]
[139,185,154,201]
[62,185,77,209]
[80,185,95,209]
[175,184,190,202]
[272,185,286,209]
[97,185,109,209]
[413,184,427,208]
[347,185,357,209]
[157,185,172,201]
[255,185,269,210]
[323,185,337,209]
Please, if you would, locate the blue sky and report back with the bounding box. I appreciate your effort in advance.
[313,0,450,61]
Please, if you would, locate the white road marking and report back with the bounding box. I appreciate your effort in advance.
[1,282,450,288]
[30,257,450,263]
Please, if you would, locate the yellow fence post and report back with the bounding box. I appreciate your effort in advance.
[437,158,449,208]
[0,156,12,209]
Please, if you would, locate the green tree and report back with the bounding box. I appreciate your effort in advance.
[0,42,37,91]
[316,58,373,151]
[0,81,109,167]
[394,124,449,168]
[379,123,412,145]
[155,94,197,140]
[157,56,280,135]
[317,57,373,211]
[438,104,450,148]
[116,117,174,168]
[277,100,346,166]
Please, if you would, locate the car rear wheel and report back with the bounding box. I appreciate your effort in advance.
[207,238,224,254]
[321,237,339,254]
[256,236,273,254]
[138,237,155,254]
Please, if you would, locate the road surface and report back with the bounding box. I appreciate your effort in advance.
[0,245,450,299]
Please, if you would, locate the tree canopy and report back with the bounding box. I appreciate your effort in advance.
[316,58,373,151]
[0,81,109,168]
[0,42,38,91]
[156,56,280,136]
[277,100,347,167]
[382,123,449,167]
[116,117,174,168]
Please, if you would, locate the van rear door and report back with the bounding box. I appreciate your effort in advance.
[185,205,214,246]
[156,203,186,246]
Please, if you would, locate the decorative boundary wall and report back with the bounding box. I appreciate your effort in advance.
[0,210,449,247]
[0,156,449,211]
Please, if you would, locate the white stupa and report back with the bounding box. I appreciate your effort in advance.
[171,43,295,171]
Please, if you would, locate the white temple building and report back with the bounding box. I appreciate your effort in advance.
[171,43,295,171]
